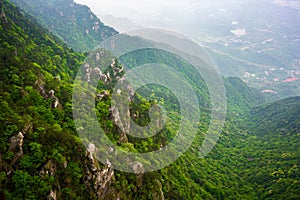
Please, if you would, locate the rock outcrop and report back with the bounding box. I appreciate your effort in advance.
[34,78,60,108]
[48,90,60,108]
[0,10,8,23]
[39,159,57,177]
[34,78,48,98]
[110,103,129,144]
[46,189,57,200]
[97,90,110,100]
[153,180,165,200]
[110,76,136,144]
[39,160,58,200]
[6,123,32,166]
[9,132,24,164]
[84,63,111,84]
[84,145,117,199]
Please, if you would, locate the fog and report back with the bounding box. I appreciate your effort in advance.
[73,0,269,34]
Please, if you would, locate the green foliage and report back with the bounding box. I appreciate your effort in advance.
[232,96,300,199]
[10,0,118,52]
[0,0,87,198]
[9,170,53,199]
[0,0,299,199]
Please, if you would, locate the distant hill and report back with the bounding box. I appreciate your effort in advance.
[11,0,118,51]
[232,96,300,199]
[100,15,143,33]
[224,77,266,113]
[1,0,299,199]
[188,1,300,99]
[244,96,300,135]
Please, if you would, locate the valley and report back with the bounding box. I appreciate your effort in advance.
[0,0,299,199]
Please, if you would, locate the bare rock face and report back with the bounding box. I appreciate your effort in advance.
[33,78,60,109]
[84,63,92,83]
[130,161,144,174]
[39,160,58,200]
[97,90,110,100]
[48,90,60,108]
[85,54,133,145]
[84,62,112,84]
[9,132,24,164]
[34,79,47,98]
[110,58,124,76]
[46,189,57,200]
[39,159,57,177]
[7,123,32,165]
[110,104,129,144]
[22,122,33,135]
[84,147,117,199]
[117,76,135,98]
[109,76,135,144]
[9,132,24,152]
[1,10,8,23]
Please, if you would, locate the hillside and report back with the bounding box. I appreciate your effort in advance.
[0,0,92,198]
[193,1,300,99]
[10,0,118,52]
[245,96,300,135]
[0,0,299,199]
[233,96,300,199]
[224,77,266,114]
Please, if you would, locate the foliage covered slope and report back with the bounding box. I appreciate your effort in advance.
[0,0,90,198]
[0,0,299,199]
[232,96,300,199]
[245,96,300,135]
[10,0,118,52]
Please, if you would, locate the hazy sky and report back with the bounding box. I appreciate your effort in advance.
[73,0,242,34]
[74,0,196,17]
[73,0,299,37]
[73,0,267,18]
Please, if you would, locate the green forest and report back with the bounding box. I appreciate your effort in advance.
[0,0,299,199]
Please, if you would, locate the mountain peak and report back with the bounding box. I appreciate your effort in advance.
[11,0,118,51]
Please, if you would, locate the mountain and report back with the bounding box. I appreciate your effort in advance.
[89,0,300,99]
[0,0,93,198]
[232,96,300,199]
[224,77,267,113]
[10,0,118,52]
[245,96,300,135]
[192,1,300,99]
[0,0,299,199]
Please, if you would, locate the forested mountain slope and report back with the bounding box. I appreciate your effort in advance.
[231,96,300,199]
[0,0,91,198]
[10,0,118,52]
[224,77,266,114]
[245,96,300,135]
[0,0,299,199]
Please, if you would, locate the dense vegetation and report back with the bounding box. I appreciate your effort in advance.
[0,0,89,198]
[10,0,118,52]
[0,0,299,199]
[236,97,300,199]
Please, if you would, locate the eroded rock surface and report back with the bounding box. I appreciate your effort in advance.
[9,132,24,164]
[84,145,117,199]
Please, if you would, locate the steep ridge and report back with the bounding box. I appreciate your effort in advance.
[0,1,117,199]
[1,0,299,199]
[10,0,118,52]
